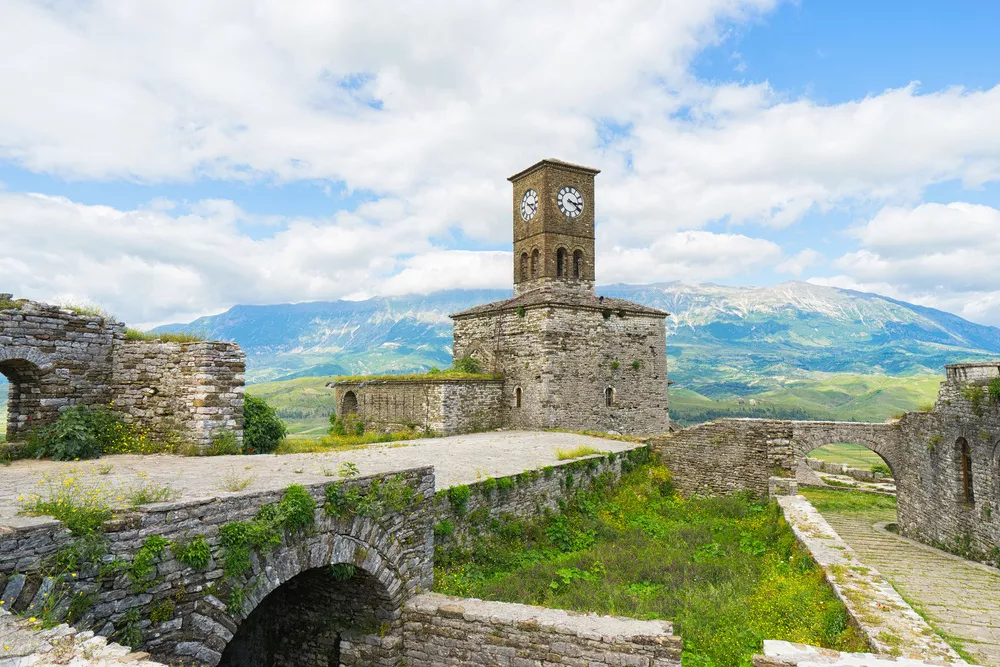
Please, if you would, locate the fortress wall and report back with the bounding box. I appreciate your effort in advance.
[453,305,669,435]
[651,419,796,497]
[111,341,245,449]
[431,446,648,548]
[893,369,1000,560]
[403,593,682,667]
[331,379,504,435]
[0,300,121,439]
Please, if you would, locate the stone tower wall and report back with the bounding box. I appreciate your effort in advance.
[453,304,669,435]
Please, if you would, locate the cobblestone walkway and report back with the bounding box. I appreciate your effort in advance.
[814,502,1000,666]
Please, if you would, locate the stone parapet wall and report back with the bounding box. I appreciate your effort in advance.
[402,593,682,667]
[0,468,435,666]
[111,340,245,449]
[330,379,503,435]
[431,446,648,547]
[754,641,976,666]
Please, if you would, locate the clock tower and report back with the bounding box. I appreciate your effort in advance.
[508,158,599,297]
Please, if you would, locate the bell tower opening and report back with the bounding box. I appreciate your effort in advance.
[509,158,600,297]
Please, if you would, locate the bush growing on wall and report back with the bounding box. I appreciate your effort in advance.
[244,395,287,454]
[24,406,148,460]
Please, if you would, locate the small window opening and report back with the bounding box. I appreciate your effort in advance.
[531,249,540,279]
[556,248,568,277]
[959,437,975,504]
[342,391,358,415]
[605,387,614,407]
[519,252,529,281]
[573,250,584,279]
[515,387,522,408]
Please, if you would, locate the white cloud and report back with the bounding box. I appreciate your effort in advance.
[1,1,1000,324]
[776,249,825,276]
[811,202,1000,325]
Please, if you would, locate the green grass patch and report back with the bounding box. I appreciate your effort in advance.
[125,328,204,343]
[435,462,867,666]
[801,487,898,514]
[555,446,603,460]
[807,443,886,470]
[275,429,428,453]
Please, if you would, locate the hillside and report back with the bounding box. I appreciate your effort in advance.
[155,281,1000,396]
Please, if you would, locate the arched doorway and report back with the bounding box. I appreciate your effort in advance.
[0,358,43,441]
[341,391,358,416]
[219,563,399,667]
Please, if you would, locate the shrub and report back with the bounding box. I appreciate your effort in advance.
[448,485,471,515]
[870,462,891,476]
[452,355,483,374]
[206,431,242,456]
[173,535,212,570]
[24,406,130,460]
[243,395,287,454]
[989,377,1000,404]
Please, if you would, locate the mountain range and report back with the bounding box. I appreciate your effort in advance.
[154,281,1000,396]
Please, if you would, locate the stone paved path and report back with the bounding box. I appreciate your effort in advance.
[812,501,1000,666]
[0,431,637,529]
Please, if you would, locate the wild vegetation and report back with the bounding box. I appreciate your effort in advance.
[124,328,204,343]
[434,460,867,666]
[807,442,888,471]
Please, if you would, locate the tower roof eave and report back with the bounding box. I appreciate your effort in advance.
[507,158,601,182]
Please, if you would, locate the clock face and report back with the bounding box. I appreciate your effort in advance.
[520,189,538,222]
[557,186,584,218]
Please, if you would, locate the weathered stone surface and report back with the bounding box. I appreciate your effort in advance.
[0,298,245,450]
[402,593,682,667]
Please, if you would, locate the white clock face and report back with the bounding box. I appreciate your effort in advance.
[557,186,584,218]
[520,189,538,221]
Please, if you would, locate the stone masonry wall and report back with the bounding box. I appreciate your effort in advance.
[0,467,435,667]
[893,364,1000,560]
[453,304,668,435]
[403,593,682,667]
[111,341,245,449]
[431,446,648,547]
[331,379,504,435]
[0,299,120,439]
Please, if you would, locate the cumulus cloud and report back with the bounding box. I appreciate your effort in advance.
[2,1,1000,324]
[776,249,825,276]
[811,202,1000,324]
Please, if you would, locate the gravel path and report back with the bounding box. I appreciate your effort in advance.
[0,431,636,528]
[816,504,1000,666]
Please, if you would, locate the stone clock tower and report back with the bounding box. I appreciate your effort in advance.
[508,159,599,297]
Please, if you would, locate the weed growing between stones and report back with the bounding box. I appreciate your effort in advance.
[124,328,204,343]
[128,535,170,591]
[555,445,603,460]
[172,535,211,570]
[434,459,866,667]
[325,474,416,519]
[21,405,171,460]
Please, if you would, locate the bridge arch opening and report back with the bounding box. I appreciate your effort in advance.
[219,562,399,667]
[0,358,43,441]
[803,441,897,497]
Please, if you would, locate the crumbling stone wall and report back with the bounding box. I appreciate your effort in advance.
[0,468,435,667]
[651,419,898,498]
[452,299,669,435]
[0,296,244,449]
[0,298,119,439]
[330,378,503,435]
[403,593,682,667]
[893,363,1000,559]
[112,341,244,448]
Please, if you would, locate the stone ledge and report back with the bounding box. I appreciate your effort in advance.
[755,640,981,666]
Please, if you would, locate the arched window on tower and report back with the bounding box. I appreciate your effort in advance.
[531,249,540,279]
[520,252,529,281]
[605,387,614,407]
[959,437,975,504]
[556,248,568,277]
[573,250,584,279]
[515,387,522,408]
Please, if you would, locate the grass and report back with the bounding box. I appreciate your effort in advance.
[219,470,255,492]
[19,470,178,535]
[434,462,867,666]
[125,328,204,343]
[555,445,604,460]
[331,370,500,383]
[807,443,887,470]
[801,487,897,515]
[275,429,426,453]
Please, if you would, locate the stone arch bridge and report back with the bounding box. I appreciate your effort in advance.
[0,467,436,667]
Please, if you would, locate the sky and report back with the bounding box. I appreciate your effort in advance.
[2,0,1000,328]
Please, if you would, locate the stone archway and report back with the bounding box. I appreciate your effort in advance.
[0,353,49,440]
[790,421,901,481]
[341,391,358,416]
